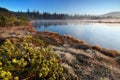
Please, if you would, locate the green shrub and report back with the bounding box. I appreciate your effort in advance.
[0,36,65,80]
[0,16,9,27]
[0,15,29,27]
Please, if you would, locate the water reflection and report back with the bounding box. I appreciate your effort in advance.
[32,20,68,28]
[32,20,120,51]
[32,20,93,28]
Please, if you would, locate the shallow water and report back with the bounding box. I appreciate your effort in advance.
[32,20,120,51]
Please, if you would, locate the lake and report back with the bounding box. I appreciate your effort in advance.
[32,20,120,51]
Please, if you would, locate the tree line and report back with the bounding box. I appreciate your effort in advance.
[17,9,102,20]
[22,9,116,20]
[0,7,116,27]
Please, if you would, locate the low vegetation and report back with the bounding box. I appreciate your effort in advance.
[0,16,29,27]
[0,7,29,27]
[0,36,66,80]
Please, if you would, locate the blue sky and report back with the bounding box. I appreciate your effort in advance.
[0,0,120,15]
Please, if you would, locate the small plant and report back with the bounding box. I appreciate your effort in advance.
[0,36,66,80]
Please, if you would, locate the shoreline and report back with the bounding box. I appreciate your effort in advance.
[34,31,120,58]
[0,22,120,58]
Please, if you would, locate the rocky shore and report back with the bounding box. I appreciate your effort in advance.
[0,24,120,80]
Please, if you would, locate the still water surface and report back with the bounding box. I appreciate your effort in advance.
[32,20,120,51]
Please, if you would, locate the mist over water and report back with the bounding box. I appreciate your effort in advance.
[32,20,120,51]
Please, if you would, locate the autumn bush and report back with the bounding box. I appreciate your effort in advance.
[0,36,65,80]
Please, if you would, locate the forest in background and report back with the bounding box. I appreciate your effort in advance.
[1,7,119,24]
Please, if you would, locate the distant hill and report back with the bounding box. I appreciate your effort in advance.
[0,7,14,16]
[100,12,120,18]
[0,7,9,12]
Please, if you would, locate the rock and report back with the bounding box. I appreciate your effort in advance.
[73,43,91,50]
[115,57,120,64]
[101,49,120,57]
[86,49,91,53]
[92,45,102,51]
[64,34,74,39]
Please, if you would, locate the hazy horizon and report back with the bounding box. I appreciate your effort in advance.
[0,0,120,15]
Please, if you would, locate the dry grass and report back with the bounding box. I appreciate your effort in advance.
[51,45,120,80]
[115,57,120,64]
[0,23,35,38]
[92,45,120,58]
